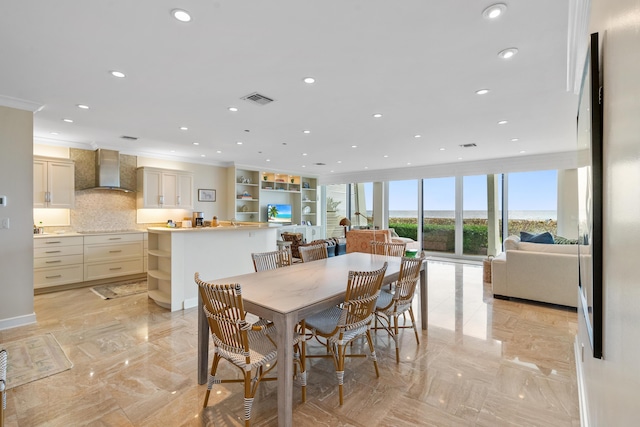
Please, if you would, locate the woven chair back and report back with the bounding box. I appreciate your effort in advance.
[341,262,388,327]
[394,254,425,304]
[252,246,292,272]
[370,241,407,257]
[299,242,328,263]
[195,273,249,356]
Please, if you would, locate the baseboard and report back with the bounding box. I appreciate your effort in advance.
[0,312,36,331]
[183,297,198,310]
[574,337,589,427]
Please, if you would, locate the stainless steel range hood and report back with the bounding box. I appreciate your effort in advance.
[89,149,134,192]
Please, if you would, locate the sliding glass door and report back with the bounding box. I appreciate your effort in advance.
[423,177,455,254]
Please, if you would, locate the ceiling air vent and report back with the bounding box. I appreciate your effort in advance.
[241,92,275,106]
[120,135,138,141]
[459,143,477,148]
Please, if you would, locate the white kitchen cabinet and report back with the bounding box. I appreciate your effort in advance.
[83,233,144,281]
[33,157,75,208]
[136,167,193,209]
[34,235,83,289]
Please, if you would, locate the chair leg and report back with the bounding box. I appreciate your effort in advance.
[392,314,400,363]
[204,354,222,407]
[365,330,380,378]
[336,344,346,406]
[408,307,420,345]
[244,370,254,427]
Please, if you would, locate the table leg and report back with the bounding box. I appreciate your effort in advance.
[273,312,295,427]
[420,264,428,330]
[198,293,209,385]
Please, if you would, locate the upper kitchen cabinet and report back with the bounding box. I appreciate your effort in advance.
[137,167,193,209]
[33,157,75,208]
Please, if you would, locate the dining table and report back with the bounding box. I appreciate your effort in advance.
[197,251,428,427]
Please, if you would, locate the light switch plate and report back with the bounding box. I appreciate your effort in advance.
[0,218,9,229]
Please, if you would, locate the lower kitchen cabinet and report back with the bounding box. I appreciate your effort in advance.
[34,236,84,289]
[83,233,144,281]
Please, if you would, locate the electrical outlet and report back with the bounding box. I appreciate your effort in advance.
[0,218,9,229]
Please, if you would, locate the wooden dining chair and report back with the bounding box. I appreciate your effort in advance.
[370,240,407,257]
[194,273,306,427]
[298,242,328,263]
[303,262,388,405]
[373,254,424,363]
[251,246,292,272]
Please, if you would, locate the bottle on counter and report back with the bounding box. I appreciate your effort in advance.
[212,216,219,227]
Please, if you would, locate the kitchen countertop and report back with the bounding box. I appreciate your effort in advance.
[34,229,147,238]
[147,223,276,233]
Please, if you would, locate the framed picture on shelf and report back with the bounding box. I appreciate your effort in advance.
[198,189,216,202]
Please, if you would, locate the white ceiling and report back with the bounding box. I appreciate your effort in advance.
[0,0,578,180]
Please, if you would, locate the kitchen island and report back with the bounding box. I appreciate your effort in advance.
[146,223,278,311]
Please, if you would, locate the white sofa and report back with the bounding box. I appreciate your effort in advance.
[491,235,579,307]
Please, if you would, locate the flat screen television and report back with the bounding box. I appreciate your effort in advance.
[267,203,292,223]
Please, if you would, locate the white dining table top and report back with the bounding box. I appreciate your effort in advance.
[203,252,403,315]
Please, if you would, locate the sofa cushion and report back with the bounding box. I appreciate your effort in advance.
[517,241,579,254]
[520,231,554,244]
[503,235,520,251]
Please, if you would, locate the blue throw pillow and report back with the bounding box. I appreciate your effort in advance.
[520,231,555,244]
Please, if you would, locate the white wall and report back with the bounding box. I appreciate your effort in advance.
[578,0,640,424]
[0,106,35,329]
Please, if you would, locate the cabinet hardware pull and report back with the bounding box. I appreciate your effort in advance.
[108,237,122,240]
[45,250,62,253]
[109,250,122,253]
[45,241,62,244]
[109,267,122,270]
[159,195,164,205]
[45,260,62,263]
[177,196,181,205]
[46,275,62,279]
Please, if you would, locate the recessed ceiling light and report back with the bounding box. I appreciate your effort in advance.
[266,159,271,162]
[302,165,306,168]
[236,141,243,145]
[337,160,342,163]
[302,153,308,156]
[498,120,508,125]
[193,142,199,145]
[200,154,206,157]
[383,155,389,158]
[482,3,507,19]
[498,48,519,59]
[372,113,383,118]
[351,145,357,148]
[511,138,519,142]
[364,166,369,169]
[439,148,445,151]
[303,77,315,84]
[62,118,73,123]
[407,162,412,165]
[180,126,188,131]
[414,134,421,138]
[458,157,463,160]
[110,70,125,78]
[76,104,89,109]
[519,150,526,154]
[50,132,59,135]
[171,9,191,22]
[170,150,175,153]
[476,89,490,95]
[303,130,311,134]
[216,150,222,154]
[228,107,238,112]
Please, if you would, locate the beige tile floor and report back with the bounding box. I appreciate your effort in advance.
[0,260,580,426]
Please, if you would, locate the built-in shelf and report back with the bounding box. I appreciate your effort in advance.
[148,289,171,309]
[148,269,171,281]
[148,249,171,258]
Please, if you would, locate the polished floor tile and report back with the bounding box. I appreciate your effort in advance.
[0,260,579,426]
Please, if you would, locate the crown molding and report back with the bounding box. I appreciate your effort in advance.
[0,94,44,112]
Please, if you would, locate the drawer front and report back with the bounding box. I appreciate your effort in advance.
[34,254,84,269]
[84,258,143,281]
[34,236,83,248]
[84,242,143,262]
[34,244,84,258]
[34,265,84,288]
[83,233,143,245]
